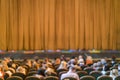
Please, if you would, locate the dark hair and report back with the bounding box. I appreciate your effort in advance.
[112,55,116,61]
[37,69,45,76]
[71,56,75,59]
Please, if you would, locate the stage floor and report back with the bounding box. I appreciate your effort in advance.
[0,50,120,60]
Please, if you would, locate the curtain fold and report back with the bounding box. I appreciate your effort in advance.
[0,0,120,50]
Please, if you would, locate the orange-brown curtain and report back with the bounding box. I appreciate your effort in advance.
[0,0,120,50]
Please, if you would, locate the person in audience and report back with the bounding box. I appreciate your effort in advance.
[57,56,67,70]
[111,55,117,66]
[105,63,112,71]
[32,59,40,70]
[78,55,85,66]
[112,55,116,62]
[97,61,102,67]
[16,66,26,74]
[92,63,98,70]
[60,55,65,61]
[1,60,8,71]
[67,57,81,70]
[57,59,67,70]
[95,61,102,70]
[8,67,15,73]
[44,58,52,67]
[5,70,12,77]
[37,67,45,76]
[34,69,45,79]
[86,56,93,66]
[54,58,61,69]
[75,57,78,64]
[109,68,118,80]
[101,58,107,65]
[54,58,61,66]
[36,61,46,77]
[0,66,4,79]
[44,64,55,76]
[11,63,17,69]
[60,65,80,80]
[7,57,16,69]
[65,57,71,62]
[68,56,76,67]
[26,59,32,68]
[72,62,81,71]
[101,63,112,75]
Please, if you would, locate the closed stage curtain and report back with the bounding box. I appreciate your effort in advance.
[0,0,120,50]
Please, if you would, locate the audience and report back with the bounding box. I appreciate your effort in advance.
[0,54,120,80]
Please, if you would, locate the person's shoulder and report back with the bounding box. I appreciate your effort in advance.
[73,72,78,75]
[70,72,79,77]
[61,73,67,80]
[61,72,67,76]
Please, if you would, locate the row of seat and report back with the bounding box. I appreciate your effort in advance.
[1,75,120,80]
[2,70,120,80]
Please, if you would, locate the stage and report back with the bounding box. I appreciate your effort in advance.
[0,50,120,60]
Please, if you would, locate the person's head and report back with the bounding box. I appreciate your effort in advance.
[45,58,49,62]
[93,63,97,67]
[70,59,76,65]
[101,58,107,65]
[79,55,83,59]
[60,55,66,61]
[75,57,78,61]
[55,58,61,64]
[37,69,45,76]
[110,69,118,76]
[71,56,75,59]
[12,63,16,69]
[112,55,116,61]
[35,59,39,62]
[17,66,23,72]
[97,61,102,67]
[4,57,9,63]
